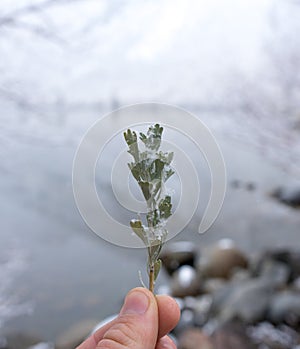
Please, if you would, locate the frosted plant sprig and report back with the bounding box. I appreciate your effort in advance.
[124,124,174,293]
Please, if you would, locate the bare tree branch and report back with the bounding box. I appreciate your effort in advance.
[0,0,86,44]
[0,0,82,26]
[2,19,67,44]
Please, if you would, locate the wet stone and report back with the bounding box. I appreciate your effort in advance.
[210,282,237,316]
[292,277,300,292]
[271,187,300,209]
[213,279,273,324]
[202,278,226,294]
[173,309,195,336]
[197,239,248,280]
[231,268,251,282]
[259,260,291,287]
[268,291,300,327]
[160,241,197,276]
[253,249,300,281]
[284,252,300,280]
[178,328,214,349]
[212,321,257,349]
[171,265,201,298]
[193,295,213,327]
[248,322,300,349]
[183,295,212,319]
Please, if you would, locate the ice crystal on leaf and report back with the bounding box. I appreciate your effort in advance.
[124,123,174,292]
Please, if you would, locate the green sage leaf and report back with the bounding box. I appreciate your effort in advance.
[159,195,172,219]
[150,158,165,181]
[139,181,151,201]
[124,129,139,162]
[154,259,162,281]
[130,220,147,244]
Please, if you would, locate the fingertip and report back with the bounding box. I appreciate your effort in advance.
[156,335,176,349]
[157,294,181,321]
[156,295,181,338]
[129,286,156,299]
[98,287,160,349]
[126,287,158,310]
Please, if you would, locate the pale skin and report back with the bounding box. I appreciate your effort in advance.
[77,287,180,349]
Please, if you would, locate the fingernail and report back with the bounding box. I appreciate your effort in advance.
[120,290,149,315]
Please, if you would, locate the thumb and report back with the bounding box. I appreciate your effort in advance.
[96,287,159,349]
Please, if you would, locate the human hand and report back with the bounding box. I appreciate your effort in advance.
[77,287,180,349]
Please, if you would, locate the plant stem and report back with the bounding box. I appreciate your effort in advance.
[124,124,173,294]
[149,263,155,293]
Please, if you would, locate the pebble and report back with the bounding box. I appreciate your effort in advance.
[259,260,291,287]
[193,295,213,327]
[248,322,300,349]
[268,291,300,326]
[160,241,197,276]
[9,241,300,349]
[213,279,273,323]
[253,249,300,281]
[181,295,212,327]
[271,187,300,208]
[198,239,248,279]
[285,251,300,280]
[170,265,201,298]
[203,278,226,294]
[292,277,300,291]
[178,328,214,349]
[210,282,236,316]
[212,321,257,349]
[173,309,195,336]
[231,268,251,282]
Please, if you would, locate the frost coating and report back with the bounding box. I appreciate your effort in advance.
[72,103,225,248]
[124,123,174,292]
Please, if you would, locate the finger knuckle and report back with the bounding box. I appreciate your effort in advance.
[97,318,138,349]
[96,338,125,349]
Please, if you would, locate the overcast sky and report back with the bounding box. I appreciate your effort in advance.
[0,0,275,104]
[1,0,299,175]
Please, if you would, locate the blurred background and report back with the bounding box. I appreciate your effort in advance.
[1,0,300,348]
